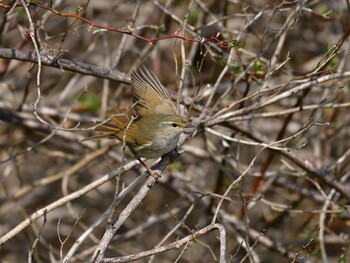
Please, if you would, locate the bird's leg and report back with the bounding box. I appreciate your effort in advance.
[137,158,161,179]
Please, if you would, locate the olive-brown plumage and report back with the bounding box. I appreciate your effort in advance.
[83,67,190,159]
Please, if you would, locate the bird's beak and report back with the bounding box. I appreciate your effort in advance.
[184,121,197,134]
[185,121,196,129]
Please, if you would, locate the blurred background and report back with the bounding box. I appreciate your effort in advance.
[0,0,349,262]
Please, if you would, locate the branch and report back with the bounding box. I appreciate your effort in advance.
[0,48,130,83]
[104,224,226,263]
[1,2,237,49]
[91,126,197,262]
[0,160,139,246]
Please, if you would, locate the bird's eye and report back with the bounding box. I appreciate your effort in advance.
[171,123,178,127]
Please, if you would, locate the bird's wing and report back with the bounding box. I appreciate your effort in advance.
[131,66,176,116]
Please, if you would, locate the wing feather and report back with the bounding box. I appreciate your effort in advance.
[131,67,176,116]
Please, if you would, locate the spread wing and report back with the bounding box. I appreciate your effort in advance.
[131,67,176,116]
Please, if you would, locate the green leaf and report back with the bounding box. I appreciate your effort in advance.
[26,0,38,4]
[76,5,84,14]
[77,94,100,113]
[169,162,182,170]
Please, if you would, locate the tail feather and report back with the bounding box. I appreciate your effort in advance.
[80,132,116,142]
[82,109,137,143]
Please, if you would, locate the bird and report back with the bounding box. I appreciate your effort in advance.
[83,67,192,173]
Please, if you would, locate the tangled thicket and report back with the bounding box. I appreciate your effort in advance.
[0,1,349,262]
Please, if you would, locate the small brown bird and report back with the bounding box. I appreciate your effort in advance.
[83,67,191,160]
